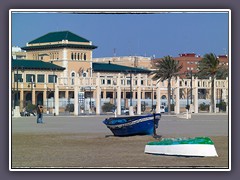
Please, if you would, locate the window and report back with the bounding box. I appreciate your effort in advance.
[101,79,105,85]
[26,74,35,82]
[141,80,144,85]
[161,95,167,99]
[107,79,111,85]
[14,74,23,82]
[106,92,113,98]
[48,75,57,83]
[84,53,87,60]
[37,74,45,83]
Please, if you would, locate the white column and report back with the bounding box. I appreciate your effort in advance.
[137,87,141,115]
[74,85,78,116]
[55,85,59,115]
[95,73,101,115]
[96,87,101,115]
[175,76,180,114]
[137,74,141,115]
[194,77,199,113]
[156,82,161,113]
[117,73,121,115]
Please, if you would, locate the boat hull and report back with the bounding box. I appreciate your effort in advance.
[145,144,218,157]
[103,114,161,136]
[144,137,218,157]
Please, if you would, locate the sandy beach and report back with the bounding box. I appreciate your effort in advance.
[11,114,229,169]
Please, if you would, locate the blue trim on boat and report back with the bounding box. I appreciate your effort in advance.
[103,113,161,136]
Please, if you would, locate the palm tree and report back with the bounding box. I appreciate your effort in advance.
[197,53,224,112]
[152,56,183,114]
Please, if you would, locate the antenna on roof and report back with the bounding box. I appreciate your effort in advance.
[113,48,116,57]
[223,48,227,55]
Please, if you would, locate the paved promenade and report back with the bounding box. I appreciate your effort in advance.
[11,113,229,170]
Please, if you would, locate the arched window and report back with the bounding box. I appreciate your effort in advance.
[77,53,80,60]
[84,53,87,60]
[74,53,77,60]
[161,95,167,99]
[71,53,74,60]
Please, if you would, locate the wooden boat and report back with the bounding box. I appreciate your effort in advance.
[144,137,218,157]
[103,113,161,136]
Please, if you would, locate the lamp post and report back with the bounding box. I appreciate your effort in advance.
[13,66,23,107]
[46,87,51,114]
[151,87,154,111]
[16,68,19,107]
[28,75,35,105]
[53,70,56,115]
[185,70,193,111]
[126,71,134,116]
[90,86,92,112]
[113,80,117,114]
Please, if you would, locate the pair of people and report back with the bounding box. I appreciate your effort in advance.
[37,104,44,123]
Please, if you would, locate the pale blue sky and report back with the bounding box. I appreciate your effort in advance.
[11,11,229,58]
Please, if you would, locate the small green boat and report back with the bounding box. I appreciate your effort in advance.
[144,137,218,157]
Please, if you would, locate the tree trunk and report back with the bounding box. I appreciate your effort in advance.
[167,79,171,115]
[211,76,215,113]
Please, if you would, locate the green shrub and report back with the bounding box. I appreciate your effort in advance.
[216,101,226,111]
[199,103,209,111]
[26,102,36,112]
[102,102,115,112]
[65,104,74,112]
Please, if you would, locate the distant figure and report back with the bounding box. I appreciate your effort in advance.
[37,104,44,123]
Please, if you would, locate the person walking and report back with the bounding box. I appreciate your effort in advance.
[37,104,44,123]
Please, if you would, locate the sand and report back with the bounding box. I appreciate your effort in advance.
[11,114,229,169]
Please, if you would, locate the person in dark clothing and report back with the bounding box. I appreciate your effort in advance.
[37,104,44,123]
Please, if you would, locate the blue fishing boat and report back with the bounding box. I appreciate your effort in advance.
[103,113,161,136]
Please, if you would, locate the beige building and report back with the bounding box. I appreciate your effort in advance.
[93,56,152,69]
[12,30,228,116]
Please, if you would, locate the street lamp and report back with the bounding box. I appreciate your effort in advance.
[185,70,193,111]
[46,87,51,113]
[13,66,24,107]
[124,70,134,115]
[16,68,19,107]
[151,87,154,111]
[27,75,36,104]
[190,70,193,104]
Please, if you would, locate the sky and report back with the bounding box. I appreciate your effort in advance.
[11,10,229,58]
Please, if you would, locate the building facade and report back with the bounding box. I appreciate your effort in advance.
[12,31,229,116]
